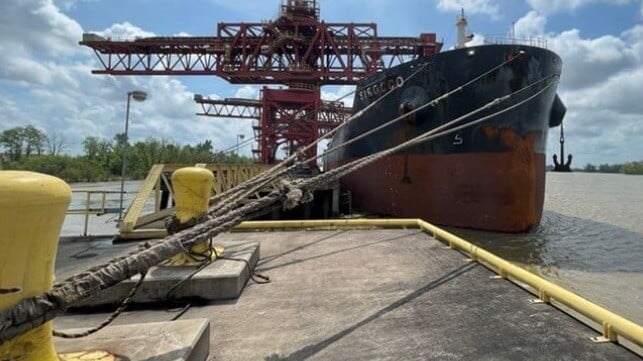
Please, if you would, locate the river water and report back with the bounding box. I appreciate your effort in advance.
[449,172,643,324]
[63,172,643,324]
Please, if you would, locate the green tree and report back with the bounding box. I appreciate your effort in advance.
[46,131,66,155]
[0,127,25,161]
[2,124,255,182]
[83,137,112,161]
[583,163,597,172]
[598,163,620,173]
[621,161,643,175]
[0,126,46,161]
[22,125,46,156]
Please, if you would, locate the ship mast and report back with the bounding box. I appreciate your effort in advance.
[455,9,474,49]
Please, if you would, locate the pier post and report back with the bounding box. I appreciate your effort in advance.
[0,171,71,361]
[165,167,222,265]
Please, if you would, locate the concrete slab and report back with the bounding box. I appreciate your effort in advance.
[72,241,259,308]
[55,319,209,361]
[55,229,641,361]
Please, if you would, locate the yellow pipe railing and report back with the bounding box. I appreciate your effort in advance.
[235,218,643,348]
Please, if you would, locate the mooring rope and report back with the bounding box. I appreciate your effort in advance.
[0,59,557,344]
[52,270,148,339]
[0,75,557,344]
[304,77,559,190]
[301,54,528,165]
[217,86,357,156]
[206,54,523,218]
[206,60,432,208]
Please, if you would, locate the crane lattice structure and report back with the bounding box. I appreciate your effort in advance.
[80,0,442,164]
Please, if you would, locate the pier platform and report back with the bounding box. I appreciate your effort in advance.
[54,228,640,360]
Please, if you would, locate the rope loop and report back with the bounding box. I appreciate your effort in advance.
[278,179,306,210]
[165,212,209,235]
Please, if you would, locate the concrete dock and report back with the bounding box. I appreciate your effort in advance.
[54,229,640,360]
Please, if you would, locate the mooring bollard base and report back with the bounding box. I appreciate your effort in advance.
[56,319,210,361]
[72,241,260,308]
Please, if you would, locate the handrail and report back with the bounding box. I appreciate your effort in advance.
[67,190,125,236]
[482,35,548,49]
[117,163,274,239]
[234,218,643,349]
[64,163,277,240]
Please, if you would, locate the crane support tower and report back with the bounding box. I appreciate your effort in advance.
[195,90,352,163]
[80,0,442,164]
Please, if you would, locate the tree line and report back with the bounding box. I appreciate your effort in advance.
[580,162,643,175]
[0,125,252,183]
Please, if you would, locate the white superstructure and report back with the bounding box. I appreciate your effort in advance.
[455,9,474,49]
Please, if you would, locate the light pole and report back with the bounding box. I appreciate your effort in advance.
[236,134,245,156]
[118,90,148,224]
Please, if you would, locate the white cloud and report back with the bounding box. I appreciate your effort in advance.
[235,86,260,100]
[562,68,643,115]
[549,29,639,89]
[436,0,500,17]
[544,24,643,164]
[54,0,98,10]
[321,86,355,107]
[514,11,547,38]
[95,22,156,40]
[526,0,635,14]
[0,0,88,89]
[0,0,83,56]
[509,9,643,164]
[467,33,487,46]
[1,0,641,166]
[0,0,254,156]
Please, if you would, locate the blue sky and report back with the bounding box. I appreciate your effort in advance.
[0,0,642,165]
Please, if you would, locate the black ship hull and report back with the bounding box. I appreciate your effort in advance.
[325,44,565,232]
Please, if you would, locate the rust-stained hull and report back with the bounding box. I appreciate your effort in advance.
[341,151,545,233]
[325,44,564,232]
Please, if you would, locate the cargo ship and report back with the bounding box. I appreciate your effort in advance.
[324,11,566,232]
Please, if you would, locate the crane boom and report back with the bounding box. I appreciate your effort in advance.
[79,0,442,163]
[80,24,440,85]
[195,94,352,121]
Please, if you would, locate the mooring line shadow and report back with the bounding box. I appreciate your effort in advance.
[263,262,478,361]
[257,230,349,267]
[257,231,425,272]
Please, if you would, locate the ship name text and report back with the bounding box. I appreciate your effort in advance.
[359,76,405,103]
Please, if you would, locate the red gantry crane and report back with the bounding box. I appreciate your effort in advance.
[80,0,442,164]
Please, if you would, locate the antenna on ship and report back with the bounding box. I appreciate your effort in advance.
[511,20,516,44]
[455,8,475,48]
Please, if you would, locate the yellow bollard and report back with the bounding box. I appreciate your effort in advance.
[0,171,71,361]
[164,167,223,266]
[173,167,214,224]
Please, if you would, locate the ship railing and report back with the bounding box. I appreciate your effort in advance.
[482,35,548,49]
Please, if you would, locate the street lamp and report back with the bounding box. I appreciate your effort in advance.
[236,134,245,156]
[118,90,148,224]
